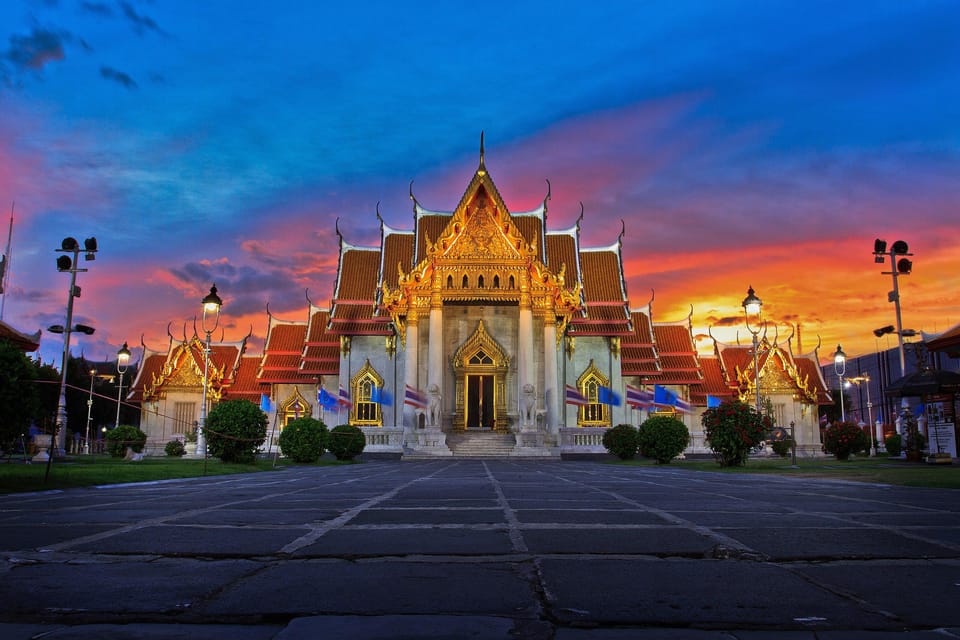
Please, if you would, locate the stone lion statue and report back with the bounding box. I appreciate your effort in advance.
[521,383,536,426]
[427,384,442,427]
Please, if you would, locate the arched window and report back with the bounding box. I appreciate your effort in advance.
[492,275,500,289]
[508,275,515,289]
[477,274,485,288]
[576,360,609,426]
[447,275,453,289]
[462,274,469,288]
[351,360,384,426]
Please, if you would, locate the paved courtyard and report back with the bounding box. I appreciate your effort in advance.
[1,459,959,639]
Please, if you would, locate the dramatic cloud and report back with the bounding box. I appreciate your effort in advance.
[4,27,67,71]
[99,65,136,88]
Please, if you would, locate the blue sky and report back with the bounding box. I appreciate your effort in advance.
[1,0,958,366]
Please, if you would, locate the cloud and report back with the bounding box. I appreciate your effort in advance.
[80,2,114,17]
[4,27,67,72]
[118,1,166,37]
[100,65,137,88]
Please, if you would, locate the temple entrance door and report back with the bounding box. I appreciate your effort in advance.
[466,374,495,430]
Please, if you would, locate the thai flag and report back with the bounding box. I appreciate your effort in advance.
[674,397,693,413]
[338,384,352,408]
[597,386,622,406]
[625,385,654,409]
[564,384,588,406]
[404,384,428,409]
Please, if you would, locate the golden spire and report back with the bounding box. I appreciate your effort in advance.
[477,131,486,176]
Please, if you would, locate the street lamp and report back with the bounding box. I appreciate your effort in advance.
[84,367,96,455]
[741,286,763,413]
[845,374,875,455]
[197,284,222,457]
[51,236,98,459]
[115,342,131,430]
[833,344,847,422]
[872,239,913,377]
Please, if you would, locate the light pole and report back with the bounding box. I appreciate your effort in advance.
[833,344,847,422]
[846,374,874,455]
[197,284,222,457]
[51,237,98,458]
[84,367,96,455]
[872,239,913,377]
[115,342,131,430]
[741,286,763,413]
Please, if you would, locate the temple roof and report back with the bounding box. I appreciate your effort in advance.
[0,320,40,352]
[258,314,312,384]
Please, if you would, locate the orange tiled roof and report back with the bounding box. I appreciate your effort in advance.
[381,231,414,288]
[301,307,339,376]
[689,356,736,405]
[127,350,166,403]
[570,249,629,335]
[415,214,451,263]
[259,319,313,384]
[227,355,266,401]
[653,324,703,384]
[545,232,578,275]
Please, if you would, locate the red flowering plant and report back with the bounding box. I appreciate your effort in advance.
[701,400,770,467]
[822,420,868,460]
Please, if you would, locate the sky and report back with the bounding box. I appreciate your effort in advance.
[1,0,958,369]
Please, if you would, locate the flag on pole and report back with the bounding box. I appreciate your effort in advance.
[318,387,338,411]
[674,397,692,413]
[404,385,428,409]
[370,385,393,406]
[653,384,678,409]
[706,395,722,408]
[564,384,588,406]
[597,386,622,406]
[259,393,273,412]
[626,385,654,409]
[338,384,352,408]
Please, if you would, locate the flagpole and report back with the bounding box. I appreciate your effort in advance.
[0,202,14,321]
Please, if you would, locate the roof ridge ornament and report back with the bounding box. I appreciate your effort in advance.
[478,131,486,175]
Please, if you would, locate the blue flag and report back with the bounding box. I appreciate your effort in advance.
[259,393,273,412]
[654,384,677,407]
[318,387,338,411]
[370,385,393,406]
[597,386,622,406]
[706,395,722,408]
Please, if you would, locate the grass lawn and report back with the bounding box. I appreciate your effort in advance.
[0,455,348,494]
[617,454,960,489]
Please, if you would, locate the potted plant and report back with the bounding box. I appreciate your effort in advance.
[184,427,198,456]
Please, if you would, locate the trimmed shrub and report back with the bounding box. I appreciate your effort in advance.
[164,439,186,457]
[106,425,147,458]
[771,438,793,457]
[279,417,328,463]
[884,432,902,456]
[637,415,689,463]
[602,423,639,460]
[822,420,869,460]
[205,399,268,463]
[702,400,769,467]
[327,424,365,461]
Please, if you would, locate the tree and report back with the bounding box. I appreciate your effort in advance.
[205,399,268,463]
[0,340,41,450]
[702,400,770,467]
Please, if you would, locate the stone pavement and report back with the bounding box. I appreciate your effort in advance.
[0,459,958,639]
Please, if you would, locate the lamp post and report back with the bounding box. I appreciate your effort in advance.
[51,237,98,459]
[741,286,763,413]
[115,342,131,430]
[846,374,874,455]
[833,344,847,422]
[197,284,222,457]
[84,367,96,455]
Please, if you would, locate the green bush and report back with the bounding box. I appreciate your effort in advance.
[327,424,365,460]
[279,417,328,463]
[884,432,902,456]
[701,400,769,467]
[771,438,793,457]
[637,415,689,463]
[822,420,869,460]
[105,425,147,458]
[164,439,186,457]
[602,423,639,460]
[205,399,268,463]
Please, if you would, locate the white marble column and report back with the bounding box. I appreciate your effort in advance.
[518,300,534,406]
[403,317,419,438]
[427,304,443,411]
[543,318,558,434]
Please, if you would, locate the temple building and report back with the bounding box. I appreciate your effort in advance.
[129,141,833,457]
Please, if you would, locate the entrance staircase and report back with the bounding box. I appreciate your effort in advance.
[446,431,516,458]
